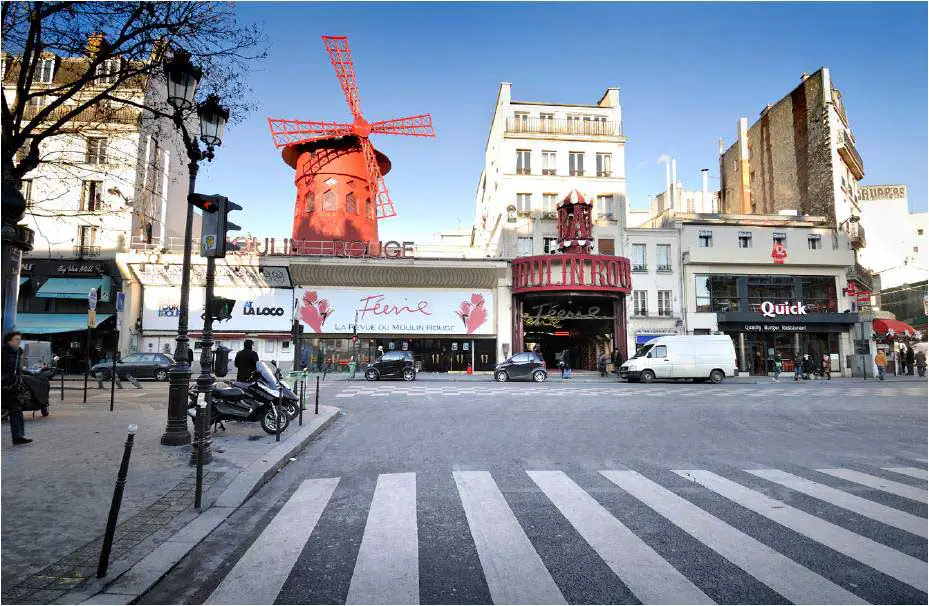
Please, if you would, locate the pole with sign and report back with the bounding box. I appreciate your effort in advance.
[84,288,98,403]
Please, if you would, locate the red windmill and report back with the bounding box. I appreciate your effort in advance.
[268,36,435,247]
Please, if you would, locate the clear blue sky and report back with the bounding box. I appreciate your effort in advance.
[196,2,928,242]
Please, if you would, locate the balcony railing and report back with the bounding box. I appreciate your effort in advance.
[657,264,672,273]
[631,264,647,272]
[506,117,622,137]
[847,221,866,250]
[21,103,141,127]
[846,261,874,293]
[832,88,849,128]
[73,245,101,257]
[836,129,864,180]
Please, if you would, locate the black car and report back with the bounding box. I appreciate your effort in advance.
[494,351,547,382]
[92,352,174,381]
[364,351,416,381]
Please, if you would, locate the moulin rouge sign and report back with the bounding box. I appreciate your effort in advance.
[512,254,632,295]
[230,237,415,259]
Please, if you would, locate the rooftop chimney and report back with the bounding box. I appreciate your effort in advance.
[701,168,709,211]
[737,117,752,214]
[801,72,809,81]
[671,159,677,211]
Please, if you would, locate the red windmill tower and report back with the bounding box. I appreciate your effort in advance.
[268,36,436,247]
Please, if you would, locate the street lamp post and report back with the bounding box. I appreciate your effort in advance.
[160,51,227,447]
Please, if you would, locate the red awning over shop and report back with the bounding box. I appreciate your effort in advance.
[872,318,918,336]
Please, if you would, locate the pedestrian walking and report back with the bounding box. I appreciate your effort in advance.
[2,332,32,445]
[772,353,782,382]
[559,348,571,379]
[753,350,763,376]
[916,349,926,378]
[874,349,887,381]
[793,353,804,381]
[316,349,325,372]
[375,346,384,360]
[906,345,916,376]
[821,353,831,380]
[234,339,260,381]
[611,348,621,376]
[598,351,609,377]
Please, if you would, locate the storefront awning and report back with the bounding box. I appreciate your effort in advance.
[36,277,102,299]
[16,313,113,334]
[873,318,918,337]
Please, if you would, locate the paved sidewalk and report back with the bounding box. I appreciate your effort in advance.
[1,383,339,605]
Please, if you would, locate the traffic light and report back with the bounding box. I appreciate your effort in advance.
[190,193,242,258]
[200,297,235,322]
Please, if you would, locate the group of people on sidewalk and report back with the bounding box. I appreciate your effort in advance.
[873,346,925,381]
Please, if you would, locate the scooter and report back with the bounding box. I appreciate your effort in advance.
[187,362,292,434]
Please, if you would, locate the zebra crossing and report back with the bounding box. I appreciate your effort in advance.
[334,383,928,399]
[203,464,927,604]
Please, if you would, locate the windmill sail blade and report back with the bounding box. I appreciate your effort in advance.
[360,137,396,219]
[267,118,353,147]
[323,36,363,119]
[370,114,436,137]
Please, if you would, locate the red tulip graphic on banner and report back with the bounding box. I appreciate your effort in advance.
[300,290,333,333]
[455,293,488,334]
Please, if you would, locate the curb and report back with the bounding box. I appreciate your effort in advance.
[57,405,340,605]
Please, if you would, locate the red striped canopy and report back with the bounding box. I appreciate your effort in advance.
[872,318,917,337]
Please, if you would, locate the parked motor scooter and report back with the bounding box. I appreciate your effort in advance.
[187,362,291,434]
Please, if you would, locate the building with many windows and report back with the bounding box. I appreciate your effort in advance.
[472,83,628,259]
[624,227,683,353]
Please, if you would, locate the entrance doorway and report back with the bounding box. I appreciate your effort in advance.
[520,294,616,370]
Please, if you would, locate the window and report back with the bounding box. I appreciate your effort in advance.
[596,153,612,177]
[658,291,672,317]
[516,193,531,214]
[95,58,120,85]
[772,232,787,246]
[598,238,615,255]
[633,290,648,316]
[516,149,531,174]
[322,190,337,211]
[543,237,559,254]
[516,237,533,256]
[513,111,529,131]
[808,234,822,250]
[656,244,671,271]
[77,225,97,246]
[36,57,55,83]
[569,152,584,176]
[540,113,554,131]
[304,191,315,212]
[542,150,556,175]
[738,231,752,248]
[649,345,667,358]
[918,229,924,236]
[80,180,102,211]
[18,180,32,208]
[596,195,614,219]
[346,192,358,214]
[631,243,647,271]
[698,230,713,248]
[542,193,558,214]
[694,274,740,312]
[746,276,795,313]
[800,276,837,314]
[265,340,275,353]
[85,137,107,165]
[366,198,374,219]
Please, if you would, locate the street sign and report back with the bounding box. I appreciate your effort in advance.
[88,288,98,311]
[116,292,125,312]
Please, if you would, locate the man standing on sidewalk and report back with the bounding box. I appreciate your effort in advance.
[235,340,260,381]
[2,332,32,445]
[874,349,887,381]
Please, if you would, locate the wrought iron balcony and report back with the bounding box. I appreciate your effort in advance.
[836,128,864,180]
[73,245,101,257]
[21,103,141,127]
[847,221,866,249]
[506,117,623,137]
[846,261,874,293]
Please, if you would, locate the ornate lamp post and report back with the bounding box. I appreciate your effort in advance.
[161,51,227,446]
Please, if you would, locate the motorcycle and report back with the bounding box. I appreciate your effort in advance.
[187,362,294,434]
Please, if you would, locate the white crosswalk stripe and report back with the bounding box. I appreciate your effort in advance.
[206,465,928,604]
[884,467,929,481]
[747,468,928,537]
[529,470,713,605]
[205,477,340,605]
[602,470,867,605]
[818,468,929,503]
[678,469,928,592]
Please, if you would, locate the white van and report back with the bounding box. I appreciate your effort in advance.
[619,335,738,384]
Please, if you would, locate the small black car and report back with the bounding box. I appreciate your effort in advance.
[92,352,174,381]
[494,351,547,382]
[364,350,416,381]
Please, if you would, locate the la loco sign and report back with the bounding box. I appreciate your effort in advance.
[142,287,293,332]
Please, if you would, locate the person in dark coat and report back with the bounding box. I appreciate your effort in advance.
[234,339,259,381]
[2,332,31,445]
[906,346,916,376]
[187,347,194,365]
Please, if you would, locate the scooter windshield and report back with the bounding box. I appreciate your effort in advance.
[256,361,279,386]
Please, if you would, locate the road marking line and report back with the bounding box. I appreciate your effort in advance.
[677,470,927,592]
[453,471,566,605]
[602,470,865,605]
[346,473,419,604]
[747,469,927,538]
[530,471,713,604]
[817,468,928,504]
[883,467,929,481]
[205,477,340,605]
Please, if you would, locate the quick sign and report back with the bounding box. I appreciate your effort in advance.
[295,288,495,336]
[760,301,807,318]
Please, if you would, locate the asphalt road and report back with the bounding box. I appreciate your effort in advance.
[143,378,928,605]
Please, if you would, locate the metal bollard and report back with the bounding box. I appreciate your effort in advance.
[315,376,320,415]
[109,353,118,412]
[97,424,138,578]
[298,377,304,427]
[194,398,206,510]
[60,368,65,401]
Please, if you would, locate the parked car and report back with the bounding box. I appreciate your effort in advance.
[494,351,547,382]
[364,350,416,381]
[619,335,738,384]
[92,352,174,381]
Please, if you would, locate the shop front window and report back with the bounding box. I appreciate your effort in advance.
[694,274,739,312]
[800,276,838,314]
[746,276,794,313]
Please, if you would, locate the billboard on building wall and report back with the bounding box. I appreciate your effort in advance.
[142,287,294,332]
[294,288,495,336]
